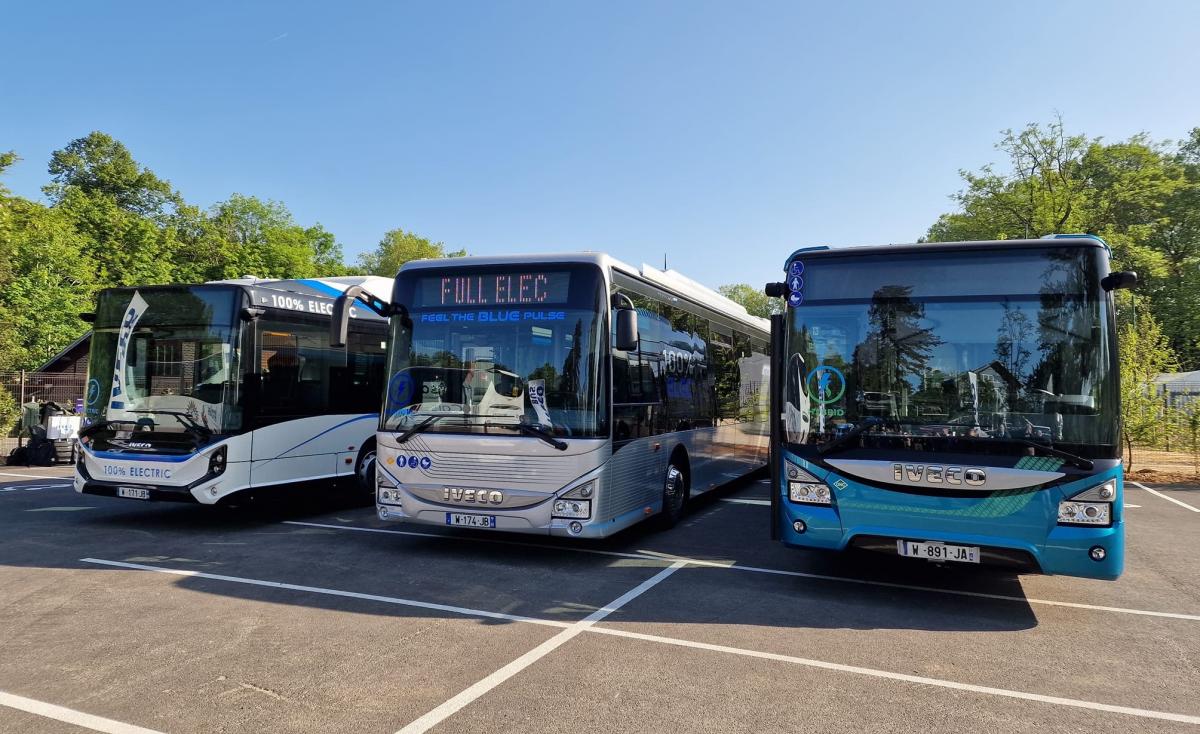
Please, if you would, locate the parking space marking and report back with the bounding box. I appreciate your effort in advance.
[287,521,1200,622]
[1130,481,1200,513]
[0,471,69,480]
[80,558,574,629]
[0,482,72,492]
[395,562,687,734]
[584,626,1200,725]
[68,558,1200,727]
[0,690,165,734]
[719,497,771,506]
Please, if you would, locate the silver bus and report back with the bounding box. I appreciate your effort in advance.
[331,254,770,538]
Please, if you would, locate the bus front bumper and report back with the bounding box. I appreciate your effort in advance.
[779,503,1125,580]
[74,461,242,505]
[376,488,643,539]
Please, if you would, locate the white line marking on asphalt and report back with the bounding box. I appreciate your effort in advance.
[1130,481,1200,513]
[395,562,687,734]
[286,521,1200,622]
[0,690,165,734]
[73,558,1200,726]
[719,498,771,506]
[0,471,69,480]
[1124,504,1141,508]
[1,483,72,492]
[583,626,1200,725]
[79,558,572,629]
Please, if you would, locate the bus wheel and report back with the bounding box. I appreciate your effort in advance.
[354,442,377,495]
[658,460,689,529]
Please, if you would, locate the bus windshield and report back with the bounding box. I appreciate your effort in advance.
[784,246,1118,458]
[383,264,608,438]
[86,287,243,434]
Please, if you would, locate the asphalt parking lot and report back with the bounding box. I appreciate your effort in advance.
[1,466,1198,733]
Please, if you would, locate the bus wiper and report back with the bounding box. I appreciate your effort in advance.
[129,410,212,441]
[993,437,1094,471]
[395,414,444,444]
[487,422,568,451]
[817,417,883,457]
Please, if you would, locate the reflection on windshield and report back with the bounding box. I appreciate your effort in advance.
[85,288,242,434]
[784,249,1117,456]
[383,310,604,437]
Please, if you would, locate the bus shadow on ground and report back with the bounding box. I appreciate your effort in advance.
[2,479,1040,634]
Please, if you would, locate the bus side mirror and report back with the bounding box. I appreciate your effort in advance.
[1101,271,1137,291]
[615,308,639,351]
[331,293,353,349]
[764,282,788,298]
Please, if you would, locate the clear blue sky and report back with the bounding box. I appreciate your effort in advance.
[3,1,1199,289]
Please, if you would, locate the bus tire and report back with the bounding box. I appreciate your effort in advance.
[658,453,689,529]
[353,440,377,496]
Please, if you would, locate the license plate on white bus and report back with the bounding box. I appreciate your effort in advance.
[897,539,979,563]
[445,513,496,529]
[117,486,150,500]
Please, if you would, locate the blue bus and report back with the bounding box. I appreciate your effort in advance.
[764,235,1136,579]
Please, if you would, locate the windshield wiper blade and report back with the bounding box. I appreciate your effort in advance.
[129,410,212,440]
[396,414,443,444]
[487,422,568,451]
[817,417,883,457]
[998,437,1094,471]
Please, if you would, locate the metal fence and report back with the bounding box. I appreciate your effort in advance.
[1,370,89,423]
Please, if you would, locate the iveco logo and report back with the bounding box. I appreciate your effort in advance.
[126,442,152,449]
[443,487,504,505]
[893,464,986,487]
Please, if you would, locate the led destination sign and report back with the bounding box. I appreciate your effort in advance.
[415,272,572,307]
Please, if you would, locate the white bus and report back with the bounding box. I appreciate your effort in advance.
[74,276,392,504]
[331,254,771,538]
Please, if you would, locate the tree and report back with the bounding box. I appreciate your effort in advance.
[358,228,466,276]
[1119,308,1178,470]
[44,131,178,217]
[718,283,782,318]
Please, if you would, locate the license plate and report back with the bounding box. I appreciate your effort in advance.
[897,539,979,563]
[445,513,496,529]
[117,486,150,500]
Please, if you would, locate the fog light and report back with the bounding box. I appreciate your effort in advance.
[792,519,807,533]
[379,506,389,520]
[1089,546,1106,561]
[209,487,218,496]
[568,521,583,535]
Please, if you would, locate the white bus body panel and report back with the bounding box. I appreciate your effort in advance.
[75,413,375,504]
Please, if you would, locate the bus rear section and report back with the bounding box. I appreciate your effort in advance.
[348,254,770,538]
[76,278,389,504]
[768,237,1131,579]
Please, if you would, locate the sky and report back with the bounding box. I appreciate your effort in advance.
[3,1,1199,291]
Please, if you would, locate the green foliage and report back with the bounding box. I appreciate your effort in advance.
[927,119,1200,376]
[0,132,451,372]
[358,228,466,276]
[717,283,781,318]
[1118,308,1178,469]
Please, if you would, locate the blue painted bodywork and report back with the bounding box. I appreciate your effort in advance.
[777,448,1124,579]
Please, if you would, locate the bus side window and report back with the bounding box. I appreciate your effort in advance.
[710,321,738,424]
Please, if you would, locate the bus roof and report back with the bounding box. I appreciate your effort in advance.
[785,234,1110,265]
[398,252,770,333]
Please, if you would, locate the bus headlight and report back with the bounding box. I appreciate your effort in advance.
[552,499,591,519]
[208,446,227,476]
[786,461,832,505]
[1057,501,1111,526]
